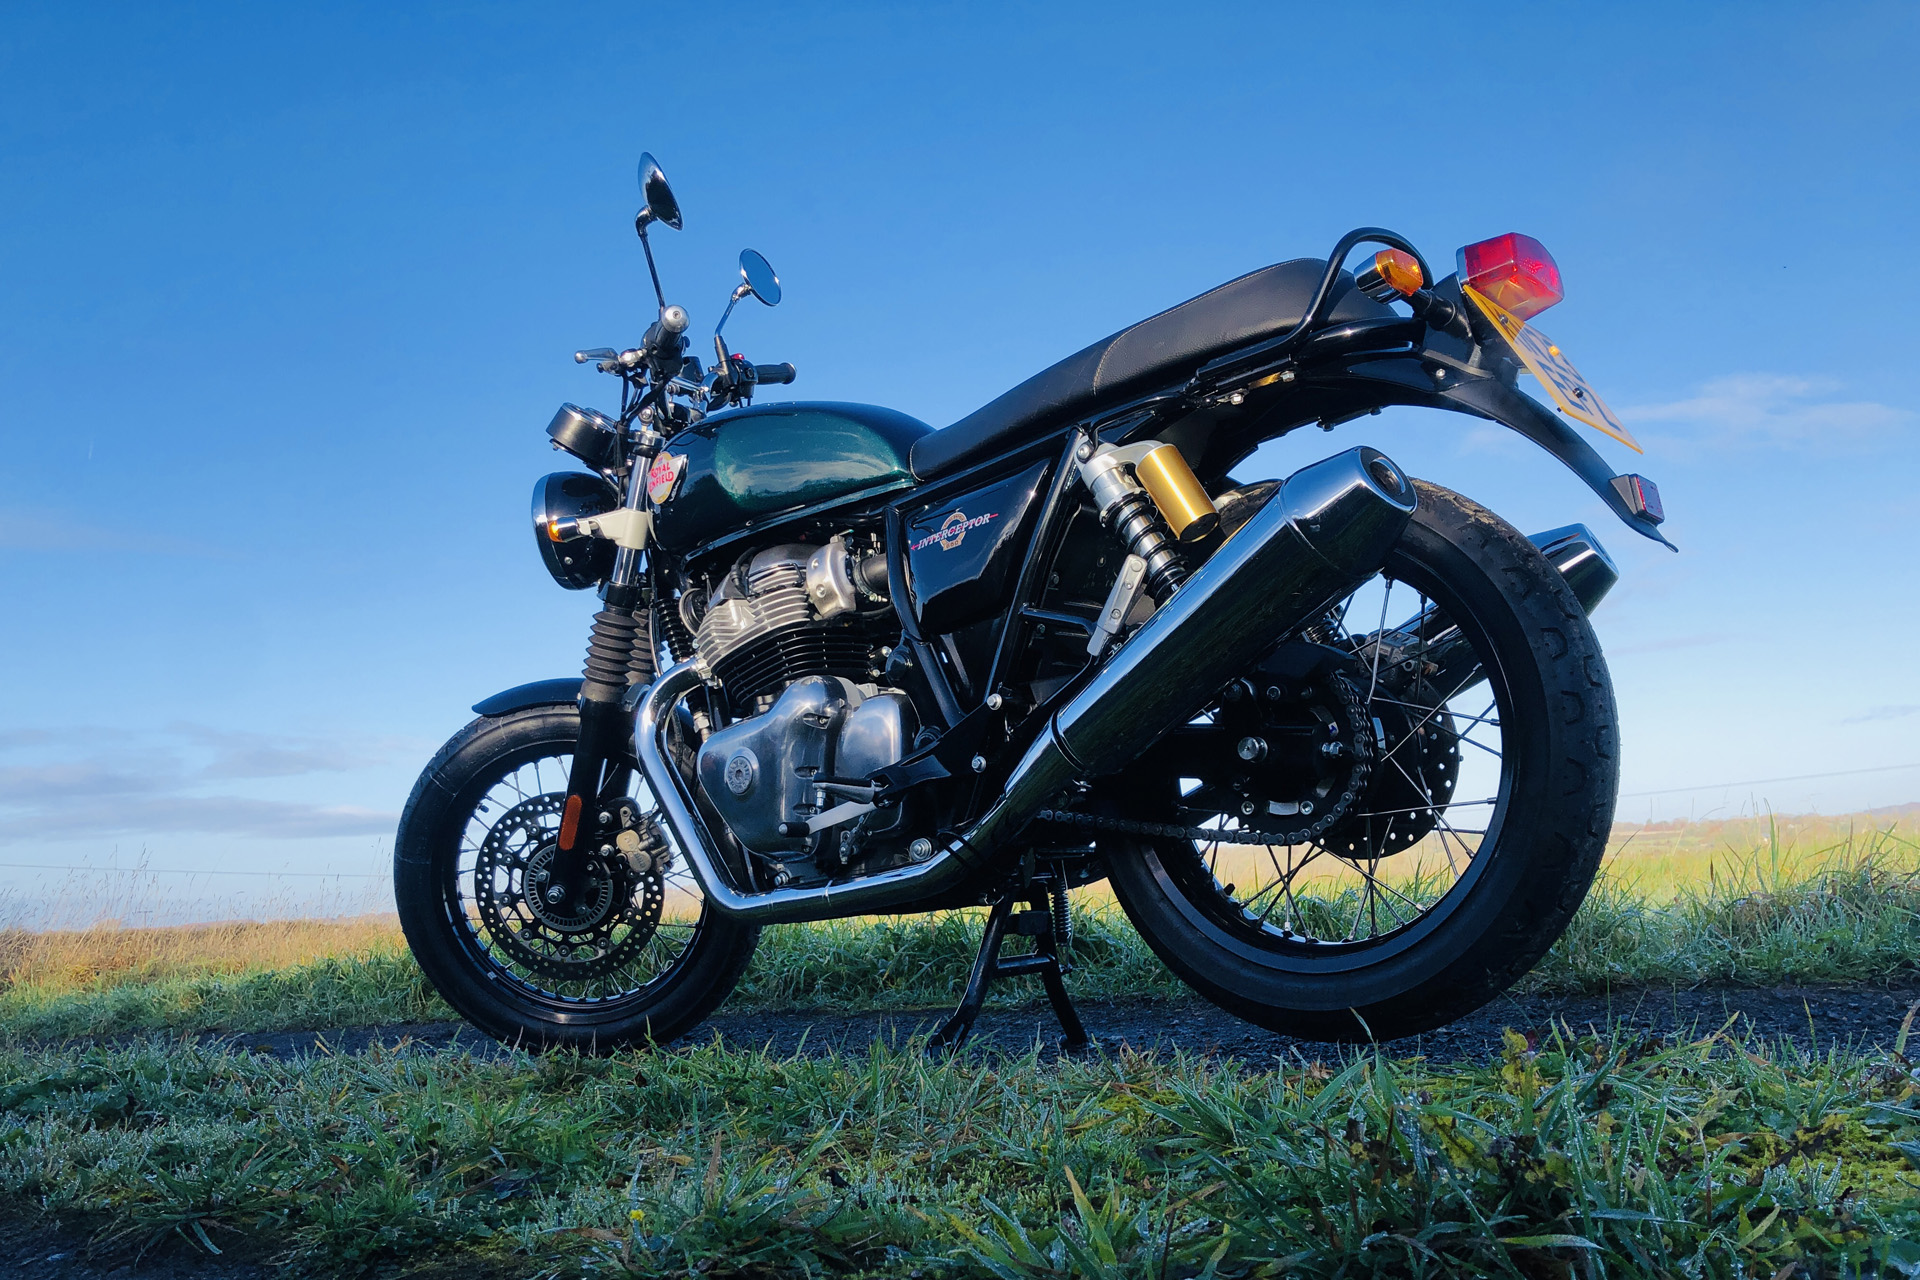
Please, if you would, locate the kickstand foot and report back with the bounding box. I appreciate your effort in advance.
[928,876,1089,1054]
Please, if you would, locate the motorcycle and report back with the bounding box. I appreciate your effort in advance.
[395,153,1672,1052]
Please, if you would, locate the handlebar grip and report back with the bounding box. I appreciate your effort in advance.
[753,362,796,385]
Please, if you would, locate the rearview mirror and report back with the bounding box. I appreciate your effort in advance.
[635,153,682,231]
[739,249,781,306]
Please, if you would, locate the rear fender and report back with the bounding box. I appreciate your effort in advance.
[1320,342,1674,549]
[1435,373,1673,548]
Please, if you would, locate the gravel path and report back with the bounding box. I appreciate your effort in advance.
[84,983,1920,1064]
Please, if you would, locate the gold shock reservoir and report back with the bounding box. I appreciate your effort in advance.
[1135,443,1219,541]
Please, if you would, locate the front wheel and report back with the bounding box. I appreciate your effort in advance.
[1103,481,1618,1042]
[394,703,759,1051]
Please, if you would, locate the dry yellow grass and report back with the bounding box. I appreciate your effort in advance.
[1601,810,1920,900]
[0,913,406,995]
[1,809,1913,1002]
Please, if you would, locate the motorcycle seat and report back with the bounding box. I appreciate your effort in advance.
[908,258,1389,481]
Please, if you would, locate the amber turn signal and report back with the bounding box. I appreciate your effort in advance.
[1355,249,1424,302]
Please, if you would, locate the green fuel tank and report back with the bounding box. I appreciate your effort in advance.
[651,401,932,553]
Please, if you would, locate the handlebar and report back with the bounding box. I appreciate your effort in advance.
[753,362,796,385]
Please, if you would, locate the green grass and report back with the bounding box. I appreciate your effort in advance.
[4,820,1920,1276]
[2,820,1916,1043]
[5,1026,1920,1276]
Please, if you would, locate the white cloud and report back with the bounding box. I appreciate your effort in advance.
[0,725,401,841]
[1844,704,1920,725]
[1621,374,1913,449]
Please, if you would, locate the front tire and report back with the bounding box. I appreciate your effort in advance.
[394,703,759,1052]
[1104,482,1617,1042]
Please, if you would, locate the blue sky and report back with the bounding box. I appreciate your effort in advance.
[2,2,1916,921]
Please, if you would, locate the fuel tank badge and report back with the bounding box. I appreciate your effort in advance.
[910,509,999,553]
[647,452,686,505]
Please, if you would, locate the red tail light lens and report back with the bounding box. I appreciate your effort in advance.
[1458,232,1562,320]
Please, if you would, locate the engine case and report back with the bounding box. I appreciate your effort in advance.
[695,676,916,855]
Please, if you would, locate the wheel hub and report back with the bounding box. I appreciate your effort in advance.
[1163,643,1374,845]
[521,842,619,932]
[470,793,667,982]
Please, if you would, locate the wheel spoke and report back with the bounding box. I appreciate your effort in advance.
[1158,562,1521,956]
[1365,578,1394,703]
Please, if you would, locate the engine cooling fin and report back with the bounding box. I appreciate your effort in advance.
[712,625,873,701]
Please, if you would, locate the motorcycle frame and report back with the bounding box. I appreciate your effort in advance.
[498,226,1671,919]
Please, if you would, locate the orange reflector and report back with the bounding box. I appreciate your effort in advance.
[547,520,566,541]
[558,794,583,850]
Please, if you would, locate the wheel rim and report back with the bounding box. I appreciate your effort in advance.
[443,748,711,1014]
[1149,553,1514,962]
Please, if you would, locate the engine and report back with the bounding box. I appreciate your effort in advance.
[685,538,918,880]
[689,539,889,702]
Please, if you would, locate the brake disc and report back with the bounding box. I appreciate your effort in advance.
[471,794,665,981]
[1318,696,1461,858]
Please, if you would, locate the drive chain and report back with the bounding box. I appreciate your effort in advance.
[1034,667,1375,849]
[1034,808,1347,849]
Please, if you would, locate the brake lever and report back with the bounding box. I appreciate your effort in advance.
[573,347,647,375]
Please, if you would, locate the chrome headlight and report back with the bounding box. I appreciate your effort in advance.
[532,471,619,590]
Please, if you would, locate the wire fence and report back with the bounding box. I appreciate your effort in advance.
[0,762,1913,882]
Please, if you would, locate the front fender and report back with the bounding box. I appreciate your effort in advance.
[472,678,582,717]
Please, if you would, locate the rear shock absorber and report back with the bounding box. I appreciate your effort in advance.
[1077,439,1218,601]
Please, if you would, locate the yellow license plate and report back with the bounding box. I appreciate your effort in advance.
[1462,285,1640,452]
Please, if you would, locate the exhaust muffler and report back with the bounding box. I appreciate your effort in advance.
[635,446,1418,924]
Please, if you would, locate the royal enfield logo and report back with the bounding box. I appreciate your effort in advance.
[646,453,685,505]
[910,509,999,553]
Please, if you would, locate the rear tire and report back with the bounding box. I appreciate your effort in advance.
[1104,482,1617,1042]
[394,703,759,1052]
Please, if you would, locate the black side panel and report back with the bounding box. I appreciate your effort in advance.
[472,678,582,716]
[903,459,1052,635]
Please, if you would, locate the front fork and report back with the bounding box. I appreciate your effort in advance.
[548,430,663,907]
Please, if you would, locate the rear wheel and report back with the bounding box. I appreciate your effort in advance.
[394,703,759,1051]
[1102,481,1617,1042]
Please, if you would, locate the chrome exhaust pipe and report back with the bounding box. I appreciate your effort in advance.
[635,446,1418,924]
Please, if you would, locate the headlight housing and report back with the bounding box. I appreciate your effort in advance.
[532,471,619,589]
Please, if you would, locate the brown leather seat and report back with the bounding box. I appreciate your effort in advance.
[909,258,1389,480]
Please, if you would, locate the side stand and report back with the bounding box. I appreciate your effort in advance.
[928,879,1089,1054]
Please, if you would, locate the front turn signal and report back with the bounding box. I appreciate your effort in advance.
[1355,249,1424,301]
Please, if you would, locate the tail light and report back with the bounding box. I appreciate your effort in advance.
[1458,232,1562,319]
